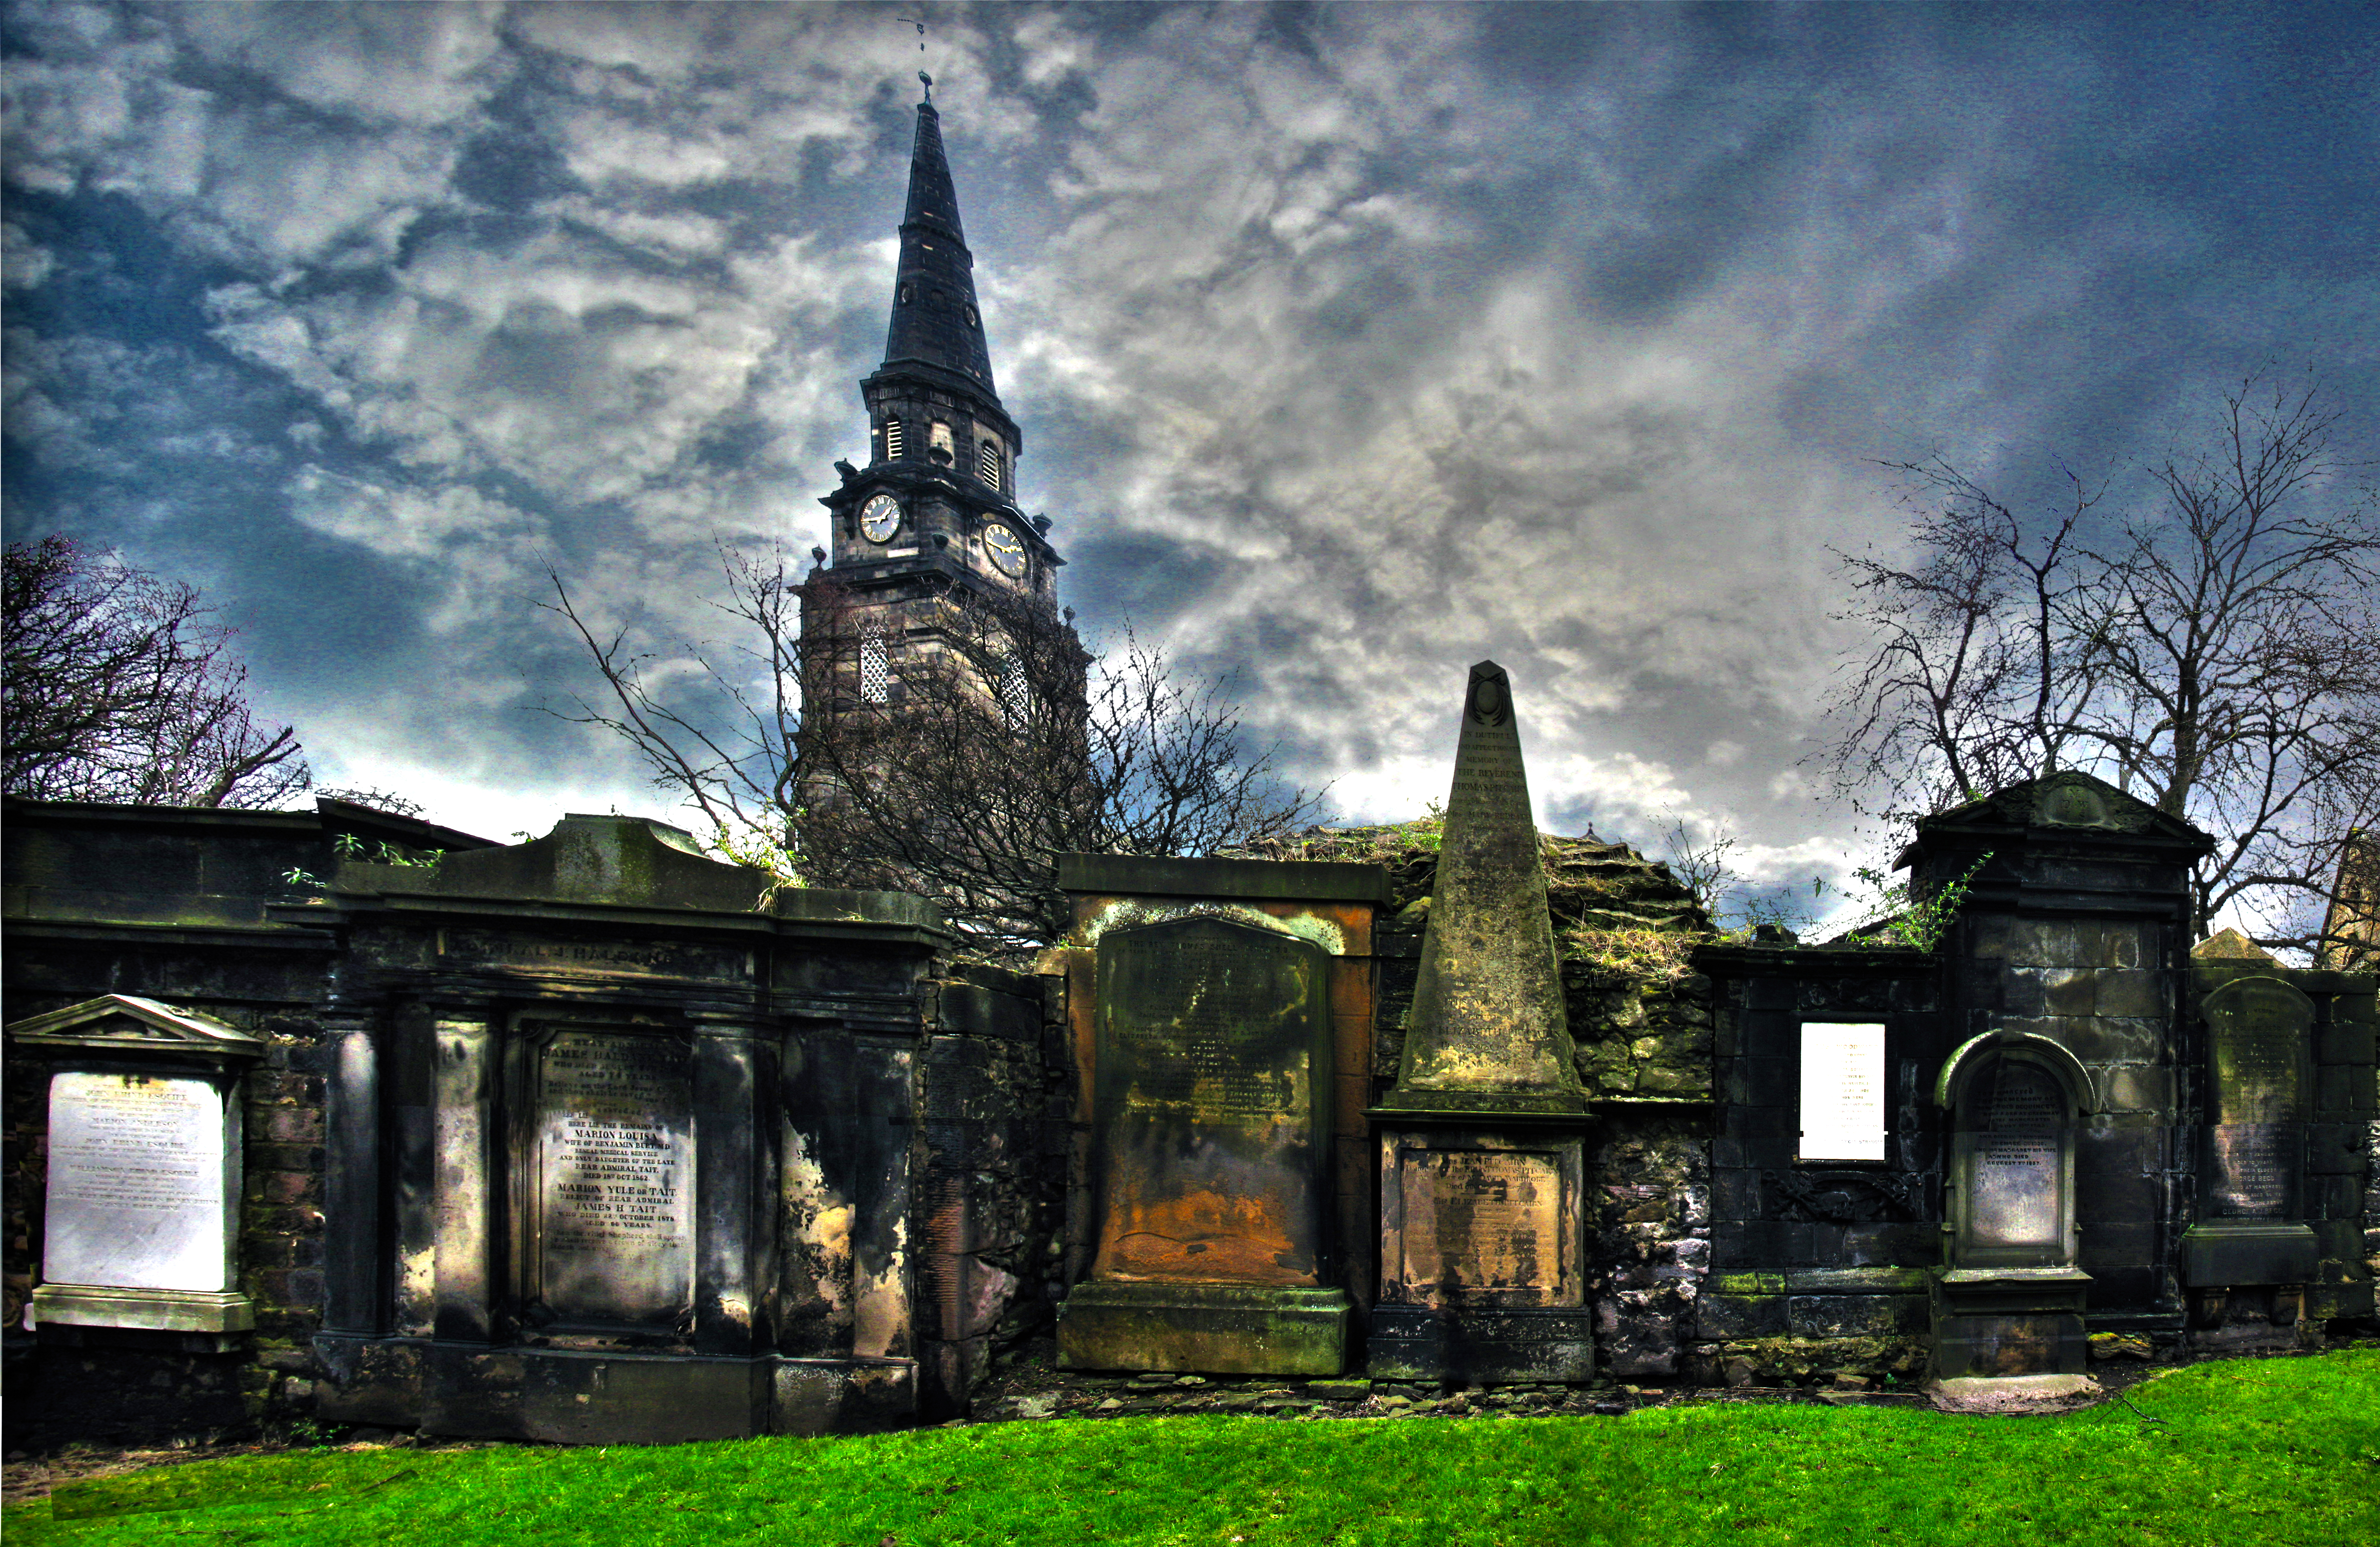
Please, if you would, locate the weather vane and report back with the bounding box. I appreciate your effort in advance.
[899,15,931,100]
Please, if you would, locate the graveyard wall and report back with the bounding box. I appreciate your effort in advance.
[4,800,1072,1446]
[915,964,1073,1412]
[1693,945,1941,1387]
[0,796,486,1444]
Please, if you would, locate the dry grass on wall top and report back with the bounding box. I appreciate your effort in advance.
[1222,824,1717,961]
[1226,823,1720,1097]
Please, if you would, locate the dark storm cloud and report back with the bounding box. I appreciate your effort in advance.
[4,1,2373,908]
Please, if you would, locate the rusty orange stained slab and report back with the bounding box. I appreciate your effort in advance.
[1087,916,1333,1288]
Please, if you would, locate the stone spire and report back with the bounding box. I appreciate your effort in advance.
[1384,661,1586,1115]
[880,92,1000,401]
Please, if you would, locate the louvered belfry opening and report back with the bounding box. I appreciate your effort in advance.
[860,628,891,705]
[882,418,904,461]
[977,439,1000,489]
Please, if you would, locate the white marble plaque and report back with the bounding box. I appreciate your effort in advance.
[43,1072,234,1292]
[1799,1022,1885,1162]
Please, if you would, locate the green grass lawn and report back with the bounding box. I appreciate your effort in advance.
[9,1351,2376,1546]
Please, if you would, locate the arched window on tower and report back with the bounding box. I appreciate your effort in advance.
[882,418,904,461]
[860,626,891,705]
[976,438,1002,489]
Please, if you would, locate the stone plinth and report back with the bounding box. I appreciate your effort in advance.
[1367,1121,1592,1382]
[1370,663,1593,1383]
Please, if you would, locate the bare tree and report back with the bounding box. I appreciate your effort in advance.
[545,548,1322,955]
[3,536,309,808]
[1821,370,2380,956]
[540,542,805,878]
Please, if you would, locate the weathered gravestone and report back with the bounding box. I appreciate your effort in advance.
[1053,855,1386,1376]
[7,996,263,1338]
[2179,968,2319,1320]
[1930,1033,2094,1381]
[1368,661,1595,1384]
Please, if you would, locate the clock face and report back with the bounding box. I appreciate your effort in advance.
[983,520,1028,578]
[859,493,902,543]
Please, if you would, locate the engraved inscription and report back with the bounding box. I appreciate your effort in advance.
[1093,916,1330,1286]
[2204,977,2313,1218]
[1118,939,1299,1117]
[43,1072,229,1292]
[534,1031,693,1326]
[1799,1022,1885,1162]
[1966,1062,2062,1251]
[443,930,748,982]
[1396,1147,1570,1301]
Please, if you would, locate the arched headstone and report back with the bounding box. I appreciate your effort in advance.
[2180,974,2319,1296]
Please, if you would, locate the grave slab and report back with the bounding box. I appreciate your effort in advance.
[1059,910,1352,1373]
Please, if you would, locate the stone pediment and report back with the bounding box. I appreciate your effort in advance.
[1915,772,2210,845]
[5,994,264,1061]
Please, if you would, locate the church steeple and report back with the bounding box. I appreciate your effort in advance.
[880,88,1000,403]
[814,80,1056,608]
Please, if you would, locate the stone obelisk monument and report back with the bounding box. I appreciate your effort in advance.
[1368,661,1596,1382]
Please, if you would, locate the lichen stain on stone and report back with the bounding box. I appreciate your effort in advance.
[853,1208,907,1359]
[395,1242,435,1335]
[781,1126,854,1329]
[1077,899,1346,957]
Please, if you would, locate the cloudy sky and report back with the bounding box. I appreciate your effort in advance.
[6,1,2375,921]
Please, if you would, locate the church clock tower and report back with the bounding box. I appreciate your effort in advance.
[805,81,1068,717]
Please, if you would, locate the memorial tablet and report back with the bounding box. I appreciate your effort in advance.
[1798,1022,1885,1162]
[2203,976,2311,1218]
[43,1072,235,1292]
[1090,916,1330,1285]
[1966,1062,2064,1252]
[531,1030,695,1327]
[1392,1145,1576,1301]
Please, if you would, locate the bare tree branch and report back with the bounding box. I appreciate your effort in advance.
[543,549,1322,957]
[3,536,309,809]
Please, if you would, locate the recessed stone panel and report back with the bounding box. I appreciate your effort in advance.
[1391,1144,1574,1301]
[1966,1062,2063,1253]
[530,1029,695,1329]
[2202,976,2312,1219]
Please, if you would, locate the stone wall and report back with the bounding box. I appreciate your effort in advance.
[916,966,1073,1411]
[1693,949,1940,1388]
